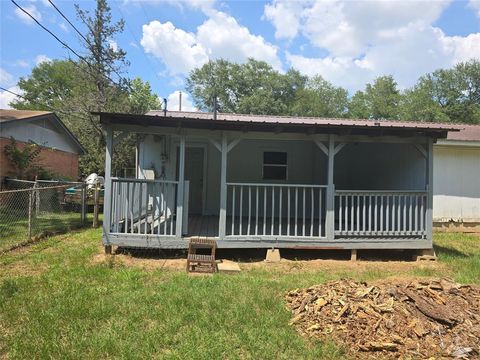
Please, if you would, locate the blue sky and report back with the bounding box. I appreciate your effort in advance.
[1,0,479,110]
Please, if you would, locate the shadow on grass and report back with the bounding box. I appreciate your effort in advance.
[433,244,468,259]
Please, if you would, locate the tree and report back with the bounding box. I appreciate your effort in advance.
[128,78,161,114]
[400,60,480,124]
[3,137,42,179]
[348,76,401,120]
[186,58,307,115]
[348,91,370,119]
[399,82,450,122]
[75,0,129,110]
[291,75,348,118]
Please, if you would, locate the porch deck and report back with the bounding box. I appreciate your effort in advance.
[98,110,446,251]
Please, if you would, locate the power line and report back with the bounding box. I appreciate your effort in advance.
[11,0,85,61]
[47,0,89,44]
[10,0,126,90]
[0,86,92,124]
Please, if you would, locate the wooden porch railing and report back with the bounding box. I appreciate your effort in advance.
[334,191,427,237]
[226,183,327,238]
[110,178,178,236]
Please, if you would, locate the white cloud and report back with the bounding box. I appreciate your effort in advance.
[266,0,451,57]
[469,0,480,17]
[141,21,209,75]
[41,0,52,7]
[197,10,282,70]
[440,32,480,64]
[0,68,14,87]
[140,10,281,76]
[167,90,196,111]
[108,39,119,52]
[0,86,22,109]
[263,0,307,40]
[15,4,42,25]
[265,0,479,93]
[59,22,69,32]
[15,60,29,68]
[35,54,52,65]
[123,0,216,12]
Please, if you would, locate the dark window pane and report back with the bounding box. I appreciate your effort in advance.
[263,166,287,180]
[264,151,287,165]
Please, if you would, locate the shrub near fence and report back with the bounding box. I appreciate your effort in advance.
[0,180,89,252]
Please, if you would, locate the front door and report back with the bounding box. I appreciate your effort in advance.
[184,147,204,214]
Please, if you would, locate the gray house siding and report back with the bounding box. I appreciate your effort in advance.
[2,118,79,154]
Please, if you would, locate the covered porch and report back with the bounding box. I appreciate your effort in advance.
[98,111,457,251]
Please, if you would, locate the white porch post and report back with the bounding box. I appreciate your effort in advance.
[426,137,434,243]
[326,134,335,241]
[103,125,113,242]
[218,132,228,239]
[176,135,186,238]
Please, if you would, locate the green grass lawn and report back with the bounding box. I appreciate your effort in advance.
[0,208,87,252]
[0,229,478,359]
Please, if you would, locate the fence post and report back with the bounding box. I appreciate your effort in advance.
[34,179,40,215]
[81,182,87,224]
[93,184,100,228]
[28,189,33,241]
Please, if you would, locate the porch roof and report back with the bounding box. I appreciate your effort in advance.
[95,110,462,138]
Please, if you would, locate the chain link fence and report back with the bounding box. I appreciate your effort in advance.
[0,179,92,252]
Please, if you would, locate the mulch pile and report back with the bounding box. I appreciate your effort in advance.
[285,278,480,359]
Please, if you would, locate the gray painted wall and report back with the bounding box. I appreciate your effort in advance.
[138,134,426,216]
[335,142,426,190]
[2,118,78,153]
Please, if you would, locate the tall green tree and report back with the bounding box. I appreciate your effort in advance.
[75,0,128,110]
[399,83,450,122]
[291,75,348,118]
[348,91,371,119]
[348,76,401,120]
[400,60,480,124]
[128,78,161,114]
[186,58,306,115]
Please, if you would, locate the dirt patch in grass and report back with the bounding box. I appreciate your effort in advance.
[0,262,48,279]
[91,249,187,271]
[91,246,444,276]
[286,278,480,359]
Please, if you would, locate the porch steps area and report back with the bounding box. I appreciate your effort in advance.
[186,238,217,273]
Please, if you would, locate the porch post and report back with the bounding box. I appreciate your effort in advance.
[426,138,434,243]
[326,134,335,241]
[176,135,186,238]
[103,125,113,243]
[218,132,228,239]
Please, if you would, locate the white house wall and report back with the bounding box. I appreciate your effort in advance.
[2,119,78,153]
[433,145,480,222]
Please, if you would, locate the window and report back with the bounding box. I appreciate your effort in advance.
[263,151,287,180]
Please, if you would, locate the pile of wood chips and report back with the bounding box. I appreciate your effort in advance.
[286,278,480,359]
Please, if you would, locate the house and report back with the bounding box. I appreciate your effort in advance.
[96,110,460,255]
[433,125,480,230]
[0,109,85,181]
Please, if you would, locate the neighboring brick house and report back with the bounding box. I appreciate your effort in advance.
[0,109,85,181]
